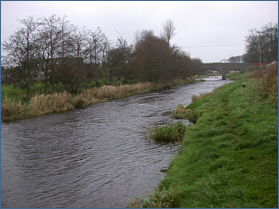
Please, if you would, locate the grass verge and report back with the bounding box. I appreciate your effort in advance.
[128,65,278,208]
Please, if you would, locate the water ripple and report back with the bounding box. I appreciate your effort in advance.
[1,77,232,208]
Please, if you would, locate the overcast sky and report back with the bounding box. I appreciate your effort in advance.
[1,1,278,63]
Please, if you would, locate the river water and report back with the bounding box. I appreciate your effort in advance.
[1,76,232,208]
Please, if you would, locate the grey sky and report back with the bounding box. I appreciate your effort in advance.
[1,1,278,63]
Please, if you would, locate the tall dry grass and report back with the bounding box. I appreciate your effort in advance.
[2,81,187,120]
[1,96,24,119]
[27,92,75,116]
[251,61,278,106]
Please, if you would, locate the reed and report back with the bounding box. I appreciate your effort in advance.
[146,121,187,142]
[28,91,75,116]
[1,96,24,119]
[1,79,197,121]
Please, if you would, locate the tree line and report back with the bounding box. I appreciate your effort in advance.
[243,22,278,63]
[2,15,201,100]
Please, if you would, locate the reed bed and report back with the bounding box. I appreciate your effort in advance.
[27,92,75,116]
[2,80,190,121]
[1,96,24,119]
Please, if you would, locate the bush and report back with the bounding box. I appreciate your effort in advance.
[146,121,187,142]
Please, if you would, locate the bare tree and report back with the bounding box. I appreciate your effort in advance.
[160,19,176,45]
[38,14,62,95]
[107,35,133,83]
[2,16,40,100]
[83,27,104,65]
[131,30,174,82]
[244,23,278,63]
[58,15,75,59]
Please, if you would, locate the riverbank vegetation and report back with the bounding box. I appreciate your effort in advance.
[1,78,197,121]
[1,15,203,121]
[145,121,187,142]
[128,62,278,208]
[1,15,200,98]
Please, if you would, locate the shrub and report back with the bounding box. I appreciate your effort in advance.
[146,121,187,142]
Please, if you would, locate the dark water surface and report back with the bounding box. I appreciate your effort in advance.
[1,76,232,208]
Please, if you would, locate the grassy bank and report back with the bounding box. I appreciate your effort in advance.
[1,84,26,104]
[128,63,278,208]
[1,78,197,121]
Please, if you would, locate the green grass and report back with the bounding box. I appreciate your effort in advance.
[127,185,176,208]
[146,121,187,142]
[226,72,250,81]
[128,73,278,208]
[1,84,26,104]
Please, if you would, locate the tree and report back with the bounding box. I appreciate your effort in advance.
[83,27,104,65]
[57,15,75,59]
[171,45,200,78]
[107,35,133,83]
[243,23,278,63]
[131,30,174,82]
[160,19,176,45]
[2,16,40,100]
[38,14,62,95]
[261,23,278,62]
[56,58,88,93]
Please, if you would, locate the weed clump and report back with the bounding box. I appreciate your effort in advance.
[172,104,198,123]
[126,185,175,208]
[146,121,187,142]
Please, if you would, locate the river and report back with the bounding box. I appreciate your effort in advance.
[1,76,232,208]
